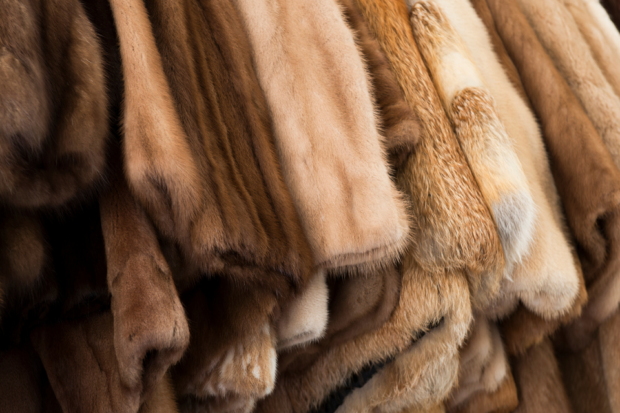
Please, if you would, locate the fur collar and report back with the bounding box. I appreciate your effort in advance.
[0,0,108,208]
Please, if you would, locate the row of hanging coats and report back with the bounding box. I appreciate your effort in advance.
[2,0,620,411]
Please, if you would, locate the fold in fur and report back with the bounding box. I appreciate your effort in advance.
[413,0,579,321]
[451,370,518,413]
[511,338,574,413]
[257,262,471,413]
[277,270,329,351]
[276,265,401,378]
[484,0,620,350]
[350,0,504,285]
[110,0,312,290]
[447,317,511,412]
[100,161,189,401]
[0,0,108,208]
[233,0,412,274]
[409,2,534,306]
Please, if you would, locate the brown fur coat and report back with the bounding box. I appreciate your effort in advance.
[409,0,579,321]
[100,160,189,401]
[484,0,620,350]
[0,0,108,208]
[232,0,412,274]
[109,0,313,291]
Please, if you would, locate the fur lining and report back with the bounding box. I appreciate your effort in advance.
[110,0,313,289]
[233,0,411,273]
[0,0,108,208]
[409,1,534,296]
[100,161,189,400]
[277,270,329,351]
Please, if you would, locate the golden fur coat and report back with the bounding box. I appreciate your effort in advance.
[0,0,108,208]
[232,0,411,274]
[409,0,579,321]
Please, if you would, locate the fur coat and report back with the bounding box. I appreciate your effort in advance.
[99,156,189,402]
[0,0,108,208]
[602,0,620,28]
[516,0,620,170]
[409,0,579,320]
[484,0,620,350]
[408,0,535,287]
[447,317,517,413]
[562,0,620,98]
[231,0,412,274]
[109,0,313,291]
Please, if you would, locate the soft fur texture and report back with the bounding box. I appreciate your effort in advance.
[233,0,411,273]
[447,317,511,411]
[110,0,313,290]
[337,0,421,171]
[257,262,471,413]
[516,0,620,170]
[602,0,620,28]
[346,0,505,286]
[277,270,329,350]
[484,0,620,350]
[451,370,518,413]
[31,312,142,413]
[562,0,620,98]
[511,338,574,413]
[0,0,108,208]
[409,1,534,298]
[276,265,401,377]
[100,161,190,400]
[412,0,580,321]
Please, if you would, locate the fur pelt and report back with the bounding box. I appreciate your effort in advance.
[450,370,518,413]
[256,261,471,413]
[99,160,190,400]
[484,0,620,350]
[412,0,579,321]
[277,270,329,351]
[276,265,401,378]
[511,338,574,413]
[0,0,108,208]
[337,0,421,171]
[409,1,535,302]
[231,0,412,274]
[171,279,278,406]
[447,317,511,412]
[109,0,313,290]
[352,0,505,288]
[516,0,620,169]
[562,0,620,98]
[140,373,180,413]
